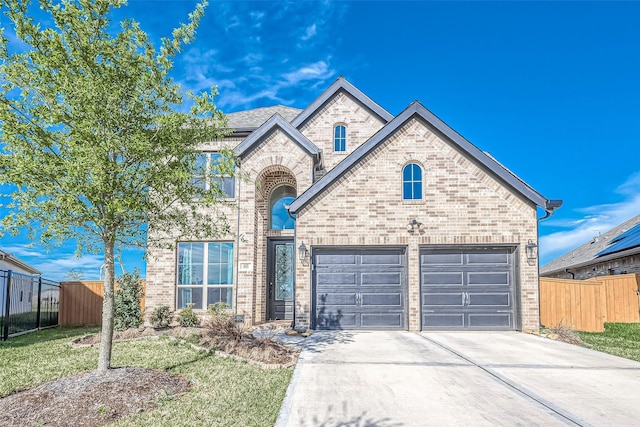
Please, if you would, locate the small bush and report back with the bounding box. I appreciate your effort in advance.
[150,305,172,329]
[207,302,245,341]
[114,268,144,331]
[178,304,199,327]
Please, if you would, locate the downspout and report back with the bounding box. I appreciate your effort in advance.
[234,161,242,320]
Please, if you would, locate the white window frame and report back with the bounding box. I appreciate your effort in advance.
[176,241,234,310]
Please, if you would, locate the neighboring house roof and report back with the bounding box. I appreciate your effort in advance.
[235,113,322,159]
[0,248,41,275]
[541,214,640,275]
[226,106,302,131]
[290,101,559,214]
[290,76,394,128]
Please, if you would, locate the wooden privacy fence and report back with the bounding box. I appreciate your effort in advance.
[59,280,146,326]
[540,274,640,332]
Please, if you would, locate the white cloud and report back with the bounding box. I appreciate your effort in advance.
[540,172,640,263]
[301,23,317,41]
[281,61,333,86]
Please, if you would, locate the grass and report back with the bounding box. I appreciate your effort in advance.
[578,322,640,362]
[0,327,293,426]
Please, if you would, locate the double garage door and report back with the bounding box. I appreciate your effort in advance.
[313,246,515,330]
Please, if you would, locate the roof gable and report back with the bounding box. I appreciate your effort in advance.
[290,101,558,214]
[290,77,393,129]
[235,113,321,159]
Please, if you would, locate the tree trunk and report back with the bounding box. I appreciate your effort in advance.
[97,239,116,373]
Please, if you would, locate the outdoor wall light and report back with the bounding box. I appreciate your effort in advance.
[525,239,538,260]
[407,219,424,235]
[298,241,309,263]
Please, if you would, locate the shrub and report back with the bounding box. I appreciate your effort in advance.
[150,305,172,329]
[178,303,199,327]
[114,268,144,331]
[207,302,244,340]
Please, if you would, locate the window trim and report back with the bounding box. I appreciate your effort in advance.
[333,124,347,152]
[402,162,423,200]
[176,241,235,310]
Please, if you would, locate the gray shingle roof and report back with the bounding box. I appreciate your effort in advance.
[540,214,640,275]
[226,106,302,130]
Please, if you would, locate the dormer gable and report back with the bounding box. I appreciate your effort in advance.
[290,76,393,129]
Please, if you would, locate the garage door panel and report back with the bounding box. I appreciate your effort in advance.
[361,293,402,307]
[316,254,356,265]
[422,313,465,328]
[422,272,463,286]
[316,272,357,285]
[316,309,357,329]
[467,272,510,286]
[467,313,512,328]
[468,252,509,265]
[421,252,463,265]
[361,272,402,286]
[361,253,403,266]
[422,292,464,306]
[467,292,510,307]
[317,292,357,306]
[361,313,403,328]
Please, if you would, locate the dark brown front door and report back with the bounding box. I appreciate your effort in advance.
[268,239,294,320]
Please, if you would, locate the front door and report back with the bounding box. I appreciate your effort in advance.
[268,239,294,320]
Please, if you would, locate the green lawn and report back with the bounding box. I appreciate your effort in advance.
[578,322,640,362]
[0,327,293,426]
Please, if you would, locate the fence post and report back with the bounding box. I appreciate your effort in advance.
[36,276,42,329]
[3,270,12,341]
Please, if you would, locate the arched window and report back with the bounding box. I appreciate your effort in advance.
[334,124,346,152]
[402,163,423,200]
[270,185,296,230]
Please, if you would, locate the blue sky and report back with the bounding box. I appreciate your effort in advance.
[1,0,639,280]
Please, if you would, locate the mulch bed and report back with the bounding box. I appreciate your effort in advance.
[71,326,300,367]
[0,367,191,427]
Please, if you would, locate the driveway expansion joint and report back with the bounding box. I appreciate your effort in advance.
[417,333,592,427]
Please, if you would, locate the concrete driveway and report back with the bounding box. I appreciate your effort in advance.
[275,331,640,427]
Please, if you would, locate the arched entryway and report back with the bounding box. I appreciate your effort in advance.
[255,168,297,321]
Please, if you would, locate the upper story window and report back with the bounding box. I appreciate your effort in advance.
[193,152,235,198]
[402,163,423,200]
[270,185,296,230]
[334,124,346,152]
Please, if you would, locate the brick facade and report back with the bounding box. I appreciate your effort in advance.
[145,78,548,333]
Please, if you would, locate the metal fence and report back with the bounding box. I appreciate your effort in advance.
[1,270,60,340]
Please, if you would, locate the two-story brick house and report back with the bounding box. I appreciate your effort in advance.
[145,77,561,332]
